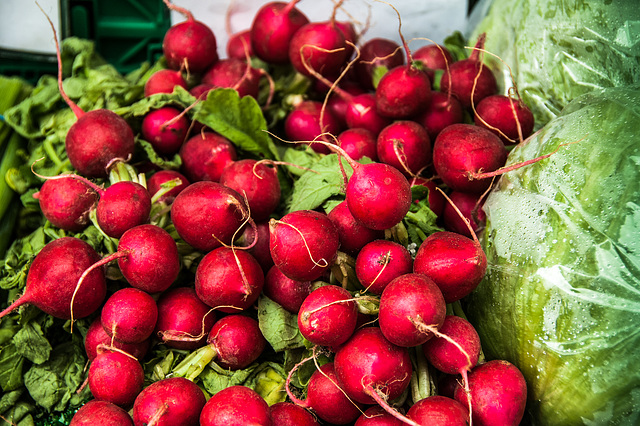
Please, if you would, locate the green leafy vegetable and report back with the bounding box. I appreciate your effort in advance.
[471,0,640,127]
[257,295,305,352]
[467,86,640,425]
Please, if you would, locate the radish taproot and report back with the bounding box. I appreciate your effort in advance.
[442,190,486,238]
[132,376,206,426]
[269,401,320,425]
[179,132,237,183]
[88,351,145,407]
[141,106,190,156]
[327,200,384,256]
[200,385,271,426]
[474,93,534,145]
[263,265,312,313]
[355,239,413,295]
[416,90,465,141]
[354,38,404,90]
[406,395,469,425]
[143,69,188,97]
[354,405,404,425]
[101,287,158,344]
[207,314,266,369]
[34,176,99,232]
[376,120,431,177]
[147,169,190,204]
[240,220,275,273]
[201,57,262,99]
[69,400,133,426]
[95,181,152,239]
[284,99,343,154]
[85,317,150,362]
[336,127,378,162]
[227,29,254,59]
[0,237,106,321]
[413,43,455,83]
[288,20,348,78]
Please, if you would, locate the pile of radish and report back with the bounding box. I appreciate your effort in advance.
[0,0,541,424]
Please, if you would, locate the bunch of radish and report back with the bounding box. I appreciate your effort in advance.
[0,0,544,425]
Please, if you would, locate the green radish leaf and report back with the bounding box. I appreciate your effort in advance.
[257,295,305,352]
[200,362,259,395]
[13,321,52,365]
[0,342,25,392]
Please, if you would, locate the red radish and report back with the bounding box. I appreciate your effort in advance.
[333,327,412,408]
[355,405,403,425]
[297,284,358,347]
[85,317,150,362]
[439,33,497,109]
[141,106,190,156]
[207,314,266,369]
[69,400,133,426]
[343,92,392,136]
[474,94,534,145]
[422,315,482,379]
[378,273,447,347]
[443,190,486,238]
[327,200,384,256]
[432,123,508,193]
[354,38,404,90]
[34,176,98,232]
[355,239,413,295]
[412,44,455,83]
[327,82,366,128]
[269,401,319,425]
[453,360,527,426]
[201,57,262,99]
[132,376,206,426]
[240,220,275,273]
[95,181,152,239]
[101,287,158,344]
[144,69,188,97]
[195,247,264,312]
[438,373,460,399]
[406,395,469,425]
[190,83,215,100]
[336,128,378,162]
[227,29,254,59]
[179,131,237,183]
[162,0,218,73]
[219,159,281,222]
[376,120,431,177]
[335,20,358,59]
[147,169,190,204]
[416,91,465,141]
[171,181,250,252]
[0,237,105,321]
[88,351,144,407]
[40,8,134,178]
[155,287,216,350]
[284,99,343,154]
[410,177,446,218]
[288,21,348,78]
[250,0,309,64]
[269,209,340,281]
[288,362,364,425]
[413,231,487,303]
[263,265,312,313]
[200,385,271,426]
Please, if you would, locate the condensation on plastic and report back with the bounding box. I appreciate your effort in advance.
[466,86,640,425]
[469,0,640,128]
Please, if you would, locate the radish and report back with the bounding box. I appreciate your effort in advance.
[147,169,190,204]
[155,287,217,350]
[453,360,527,426]
[269,209,340,281]
[250,0,309,64]
[354,38,404,90]
[333,327,412,411]
[162,0,218,73]
[378,273,447,347]
[297,284,358,347]
[143,69,188,97]
[474,93,534,145]
[354,405,403,425]
[327,200,384,256]
[413,230,487,303]
[88,351,145,407]
[101,287,158,344]
[190,83,215,100]
[240,220,275,273]
[179,131,237,183]
[195,247,264,312]
[288,362,364,425]
[413,43,455,83]
[263,265,312,313]
[288,20,348,78]
[0,237,106,321]
[416,90,465,141]
[34,176,98,232]
[269,401,319,425]
[336,127,378,162]
[439,33,497,109]
[284,99,343,154]
[206,314,266,369]
[201,57,262,99]
[406,395,469,425]
[132,376,206,426]
[355,239,413,295]
[219,159,281,222]
[442,190,486,238]
[69,400,133,426]
[170,181,250,252]
[376,120,431,177]
[227,29,254,59]
[200,385,271,426]
[95,181,152,239]
[327,82,366,128]
[141,106,190,156]
[432,123,508,193]
[85,317,150,362]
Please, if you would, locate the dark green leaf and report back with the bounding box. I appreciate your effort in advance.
[13,321,52,365]
[0,342,25,392]
[257,295,305,352]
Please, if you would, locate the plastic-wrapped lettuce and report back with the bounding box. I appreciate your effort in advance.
[470,0,640,127]
[466,86,640,425]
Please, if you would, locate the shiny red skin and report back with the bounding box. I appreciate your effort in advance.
[439,58,498,110]
[263,265,311,313]
[201,57,261,99]
[413,44,455,82]
[85,317,150,362]
[36,177,98,232]
[406,395,470,425]
[207,314,266,369]
[354,38,404,90]
[422,315,482,375]
[474,94,535,145]
[143,69,188,97]
[327,200,384,256]
[355,239,413,295]
[69,400,133,426]
[141,106,189,155]
[284,100,343,154]
[344,93,392,136]
[376,65,432,118]
[241,221,275,273]
[376,120,432,177]
[227,29,254,59]
[288,21,348,78]
[101,288,158,344]
[146,169,190,204]
[133,377,206,426]
[95,181,151,239]
[199,385,271,426]
[250,1,309,64]
[354,405,404,425]
[163,19,218,73]
[269,402,319,425]
[442,190,486,239]
[416,91,465,141]
[88,351,144,407]
[304,363,364,425]
[337,128,378,162]
[179,132,237,183]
